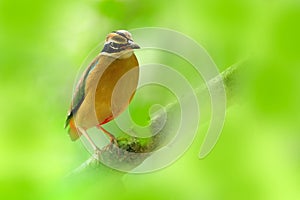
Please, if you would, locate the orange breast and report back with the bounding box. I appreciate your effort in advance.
[73,54,139,131]
[94,54,139,124]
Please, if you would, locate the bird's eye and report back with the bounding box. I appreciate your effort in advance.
[110,42,118,49]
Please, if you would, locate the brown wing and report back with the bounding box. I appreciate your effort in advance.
[65,55,100,128]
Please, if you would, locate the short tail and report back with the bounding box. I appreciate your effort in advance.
[65,114,80,141]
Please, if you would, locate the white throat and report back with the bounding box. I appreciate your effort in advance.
[100,50,133,59]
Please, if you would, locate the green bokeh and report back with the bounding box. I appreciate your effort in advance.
[1,0,300,200]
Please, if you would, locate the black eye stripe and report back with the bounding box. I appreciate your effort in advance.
[101,42,129,53]
[102,43,122,53]
[110,42,127,49]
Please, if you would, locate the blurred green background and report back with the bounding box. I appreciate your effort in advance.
[1,0,300,199]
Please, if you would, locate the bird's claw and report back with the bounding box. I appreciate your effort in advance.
[91,139,121,161]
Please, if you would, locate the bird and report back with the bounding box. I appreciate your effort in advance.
[65,30,140,153]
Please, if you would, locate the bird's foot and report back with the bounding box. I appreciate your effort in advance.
[103,138,119,150]
[110,136,119,147]
[91,138,121,161]
[102,137,122,156]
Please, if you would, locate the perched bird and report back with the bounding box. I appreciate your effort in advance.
[65,30,140,152]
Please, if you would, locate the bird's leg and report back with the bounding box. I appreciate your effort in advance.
[96,125,122,155]
[77,127,102,159]
[96,125,118,147]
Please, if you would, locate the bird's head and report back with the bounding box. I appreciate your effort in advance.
[101,30,140,59]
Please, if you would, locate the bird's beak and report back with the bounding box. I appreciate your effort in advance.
[127,40,140,49]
